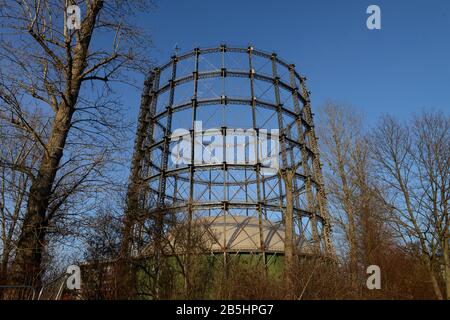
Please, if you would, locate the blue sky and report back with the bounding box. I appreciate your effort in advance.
[130,0,450,125]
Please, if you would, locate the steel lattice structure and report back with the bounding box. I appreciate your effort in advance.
[130,45,333,266]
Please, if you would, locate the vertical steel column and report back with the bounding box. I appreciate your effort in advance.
[208,170,212,217]
[272,54,293,256]
[172,176,178,224]
[300,78,334,256]
[221,44,226,125]
[188,48,200,220]
[123,71,156,257]
[146,69,161,227]
[139,68,160,214]
[248,46,267,270]
[285,122,303,244]
[186,48,201,294]
[138,69,160,250]
[157,57,178,208]
[154,60,177,298]
[220,45,229,271]
[271,53,288,169]
[288,65,318,247]
[222,127,228,269]
[143,68,160,185]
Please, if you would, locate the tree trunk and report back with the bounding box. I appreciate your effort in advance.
[0,251,8,298]
[421,256,444,300]
[429,270,444,300]
[11,104,74,290]
[335,146,357,283]
[443,236,450,299]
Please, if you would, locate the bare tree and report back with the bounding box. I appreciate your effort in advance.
[80,208,122,300]
[317,103,362,282]
[0,0,152,289]
[351,139,392,268]
[318,102,395,289]
[371,111,450,299]
[0,116,41,289]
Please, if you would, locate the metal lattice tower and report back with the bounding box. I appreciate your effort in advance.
[130,45,334,267]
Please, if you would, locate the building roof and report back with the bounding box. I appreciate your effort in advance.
[199,215,314,254]
[141,215,316,256]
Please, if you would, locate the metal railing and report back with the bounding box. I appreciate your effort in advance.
[0,285,36,300]
[0,273,69,300]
